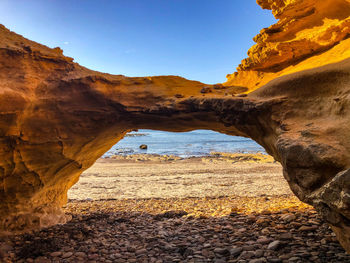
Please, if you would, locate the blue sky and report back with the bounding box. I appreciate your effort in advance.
[0,1,276,84]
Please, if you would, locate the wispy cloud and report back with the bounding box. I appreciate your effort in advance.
[63,41,69,45]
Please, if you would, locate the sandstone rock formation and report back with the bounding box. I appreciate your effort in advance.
[1,0,350,253]
[226,0,350,92]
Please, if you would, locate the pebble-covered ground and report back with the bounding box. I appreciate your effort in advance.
[1,195,350,263]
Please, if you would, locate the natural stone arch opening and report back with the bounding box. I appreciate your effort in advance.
[68,129,278,201]
[1,54,350,251]
[1,42,350,251]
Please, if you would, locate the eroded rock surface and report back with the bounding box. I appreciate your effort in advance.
[1,0,350,253]
[226,0,350,91]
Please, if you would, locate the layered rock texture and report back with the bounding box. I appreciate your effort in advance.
[226,0,350,91]
[1,0,350,253]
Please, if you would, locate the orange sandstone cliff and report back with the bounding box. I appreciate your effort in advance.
[2,0,350,253]
[226,0,350,92]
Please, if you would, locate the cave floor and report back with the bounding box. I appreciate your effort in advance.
[2,196,350,263]
[1,154,350,262]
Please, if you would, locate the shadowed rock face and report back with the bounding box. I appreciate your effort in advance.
[1,0,350,253]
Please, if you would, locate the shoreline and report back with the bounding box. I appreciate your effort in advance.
[104,129,265,157]
[103,151,271,160]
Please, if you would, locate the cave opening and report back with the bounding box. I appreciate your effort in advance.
[62,130,346,262]
[68,129,288,203]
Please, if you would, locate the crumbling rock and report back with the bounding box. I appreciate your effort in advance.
[1,0,350,253]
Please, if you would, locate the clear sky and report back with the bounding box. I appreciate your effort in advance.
[0,1,276,84]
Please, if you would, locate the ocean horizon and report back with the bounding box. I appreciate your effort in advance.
[104,129,266,158]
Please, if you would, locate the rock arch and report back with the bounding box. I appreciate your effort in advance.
[1,0,350,252]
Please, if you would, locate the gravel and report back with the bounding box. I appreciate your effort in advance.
[0,197,349,263]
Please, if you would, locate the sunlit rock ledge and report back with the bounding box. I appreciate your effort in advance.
[1,0,350,253]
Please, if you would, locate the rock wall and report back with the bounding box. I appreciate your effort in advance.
[1,0,350,253]
[226,0,350,92]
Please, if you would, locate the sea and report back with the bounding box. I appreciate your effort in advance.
[104,129,265,158]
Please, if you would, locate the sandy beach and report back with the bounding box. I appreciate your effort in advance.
[68,153,291,201]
